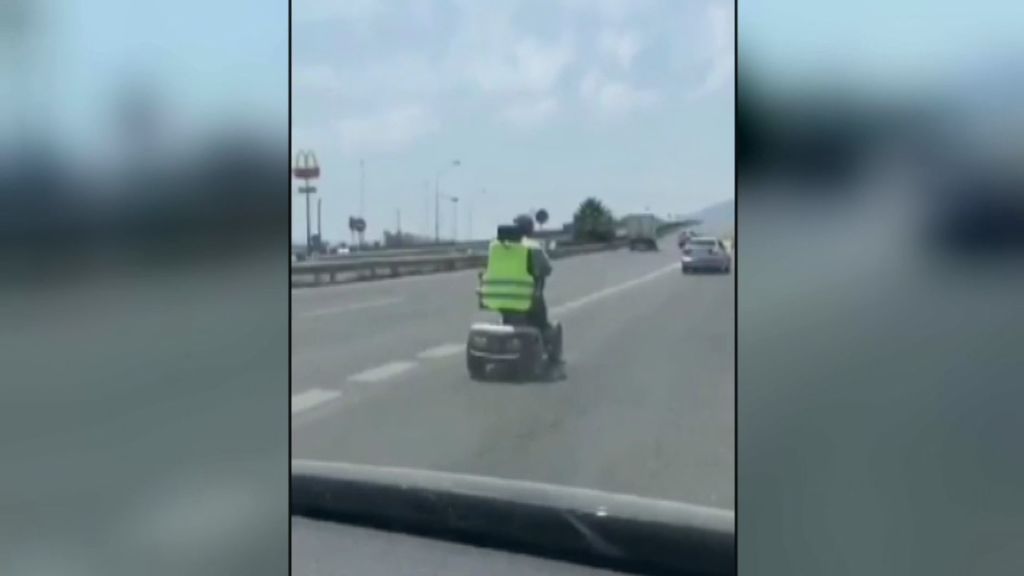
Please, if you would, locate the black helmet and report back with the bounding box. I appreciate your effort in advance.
[514,214,535,236]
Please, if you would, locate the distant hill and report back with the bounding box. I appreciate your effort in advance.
[686,199,734,235]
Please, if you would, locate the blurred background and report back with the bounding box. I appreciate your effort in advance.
[740,0,1024,574]
[0,1,287,575]
[10,0,1024,571]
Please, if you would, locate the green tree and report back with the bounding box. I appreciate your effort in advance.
[572,197,616,242]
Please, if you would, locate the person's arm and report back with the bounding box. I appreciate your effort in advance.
[531,246,552,279]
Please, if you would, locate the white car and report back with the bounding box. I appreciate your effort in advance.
[681,237,731,274]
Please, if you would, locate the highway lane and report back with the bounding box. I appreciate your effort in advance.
[291,243,686,394]
[291,238,734,509]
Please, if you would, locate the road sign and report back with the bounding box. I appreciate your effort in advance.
[536,209,549,226]
[298,185,316,195]
[293,150,320,180]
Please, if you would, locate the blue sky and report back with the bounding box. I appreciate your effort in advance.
[292,0,735,243]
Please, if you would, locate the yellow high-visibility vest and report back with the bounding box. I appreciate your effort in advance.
[480,241,535,312]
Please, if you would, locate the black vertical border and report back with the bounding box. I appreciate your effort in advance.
[732,0,739,573]
[287,0,294,569]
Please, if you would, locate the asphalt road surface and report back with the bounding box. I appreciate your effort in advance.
[291,238,734,510]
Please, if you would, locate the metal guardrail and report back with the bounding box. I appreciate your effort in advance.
[308,234,579,263]
[291,222,688,287]
[299,229,580,262]
[295,222,689,264]
[291,240,628,287]
[312,242,491,262]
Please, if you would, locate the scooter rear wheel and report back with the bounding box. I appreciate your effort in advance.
[466,351,488,381]
[549,323,563,363]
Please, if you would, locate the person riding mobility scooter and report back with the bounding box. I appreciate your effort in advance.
[466,217,563,381]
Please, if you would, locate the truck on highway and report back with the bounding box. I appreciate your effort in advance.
[626,214,659,251]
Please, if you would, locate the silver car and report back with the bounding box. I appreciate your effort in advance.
[681,237,731,274]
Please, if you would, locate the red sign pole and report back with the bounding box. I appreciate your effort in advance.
[293,150,320,256]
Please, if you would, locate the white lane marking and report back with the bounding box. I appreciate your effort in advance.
[293,261,676,424]
[550,263,678,316]
[300,297,403,318]
[291,388,341,414]
[417,342,465,359]
[403,263,677,366]
[348,360,418,383]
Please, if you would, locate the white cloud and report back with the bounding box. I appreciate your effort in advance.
[446,1,576,97]
[337,105,439,154]
[472,36,576,95]
[600,30,642,70]
[561,0,658,24]
[690,2,734,98]
[294,65,343,95]
[291,127,316,151]
[580,70,658,116]
[295,0,687,138]
[354,54,445,99]
[293,0,381,23]
[501,97,559,129]
[296,55,448,106]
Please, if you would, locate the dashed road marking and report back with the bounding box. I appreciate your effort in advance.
[292,388,341,415]
[348,360,418,383]
[416,342,465,359]
[300,297,403,318]
[550,263,678,316]
[295,261,679,424]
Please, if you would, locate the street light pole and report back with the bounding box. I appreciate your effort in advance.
[359,160,366,247]
[298,178,318,256]
[434,159,460,243]
[423,183,430,236]
[359,159,365,218]
[468,187,485,240]
[305,191,311,253]
[451,196,459,241]
[439,193,459,241]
